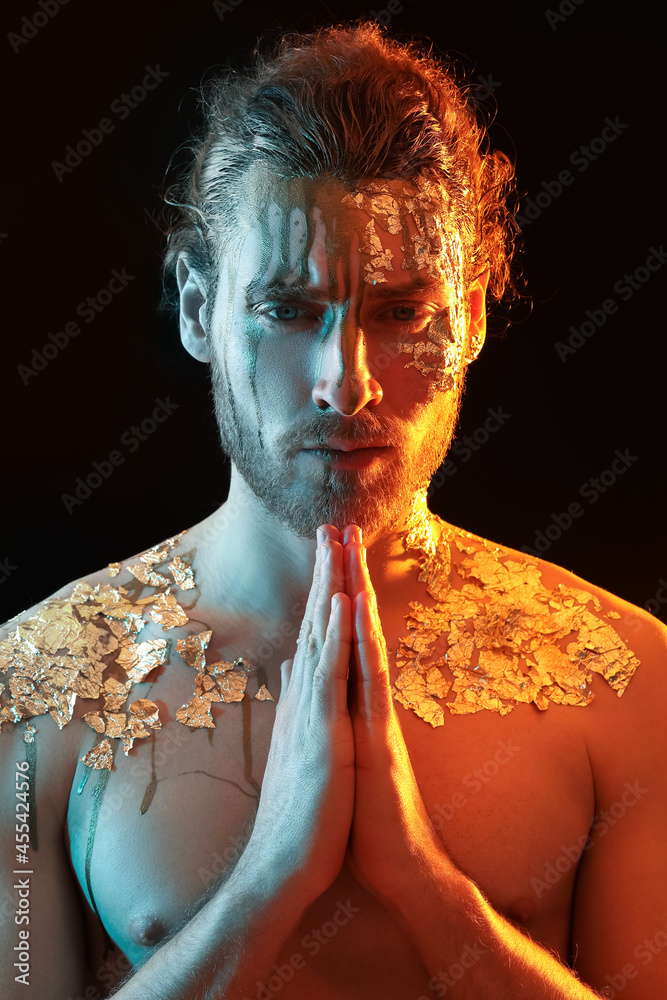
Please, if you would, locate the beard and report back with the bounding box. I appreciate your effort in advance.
[210,349,465,539]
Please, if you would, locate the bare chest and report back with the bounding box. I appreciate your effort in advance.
[66,613,595,993]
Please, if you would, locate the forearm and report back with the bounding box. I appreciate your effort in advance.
[112,846,312,1000]
[388,851,604,1000]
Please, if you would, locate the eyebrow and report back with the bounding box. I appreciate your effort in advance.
[245,275,444,306]
[364,278,444,300]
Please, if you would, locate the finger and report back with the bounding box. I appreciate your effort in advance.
[295,524,340,657]
[343,540,367,601]
[318,522,342,544]
[298,539,346,716]
[279,657,294,696]
[311,590,353,722]
[303,540,345,666]
[292,540,326,698]
[341,524,362,546]
[352,590,394,727]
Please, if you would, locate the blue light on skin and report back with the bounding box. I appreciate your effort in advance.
[175,166,489,645]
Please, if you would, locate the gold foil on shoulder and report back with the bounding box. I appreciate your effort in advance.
[123,698,161,753]
[394,502,641,727]
[394,664,446,727]
[255,684,275,701]
[149,591,189,631]
[175,694,215,729]
[169,556,195,591]
[103,712,126,739]
[1,526,270,764]
[217,669,247,703]
[83,712,106,734]
[108,562,122,577]
[128,563,170,588]
[137,531,188,567]
[70,581,95,605]
[177,630,212,670]
[606,610,622,619]
[116,639,169,684]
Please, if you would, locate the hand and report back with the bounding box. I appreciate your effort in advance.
[246,526,355,905]
[341,526,444,902]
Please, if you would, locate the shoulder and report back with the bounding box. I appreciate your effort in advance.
[431,517,665,720]
[0,528,196,779]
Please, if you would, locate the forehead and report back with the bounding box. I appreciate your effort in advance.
[228,164,460,291]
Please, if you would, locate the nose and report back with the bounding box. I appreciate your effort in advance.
[311,315,383,415]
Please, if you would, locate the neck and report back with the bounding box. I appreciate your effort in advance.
[189,466,441,627]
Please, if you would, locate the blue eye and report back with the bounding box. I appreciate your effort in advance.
[391,306,417,321]
[270,305,302,321]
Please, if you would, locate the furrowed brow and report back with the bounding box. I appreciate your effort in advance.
[366,280,443,300]
[245,278,322,306]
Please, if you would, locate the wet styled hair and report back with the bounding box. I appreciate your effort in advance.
[159,20,519,322]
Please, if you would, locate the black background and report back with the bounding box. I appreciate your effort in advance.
[1,0,664,624]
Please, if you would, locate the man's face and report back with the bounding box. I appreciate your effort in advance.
[205,166,475,539]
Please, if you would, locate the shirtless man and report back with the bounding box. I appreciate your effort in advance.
[2,21,666,1000]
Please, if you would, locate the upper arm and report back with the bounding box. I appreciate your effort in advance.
[571,615,667,997]
[0,718,87,1000]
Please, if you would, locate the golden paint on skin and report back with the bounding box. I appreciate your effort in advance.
[397,493,641,727]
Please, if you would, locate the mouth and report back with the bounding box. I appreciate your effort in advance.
[300,445,392,469]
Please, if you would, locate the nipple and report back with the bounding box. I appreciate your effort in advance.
[502,894,538,926]
[128,914,168,948]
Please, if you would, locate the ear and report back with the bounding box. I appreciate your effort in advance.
[466,268,490,362]
[177,255,211,363]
